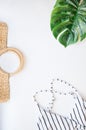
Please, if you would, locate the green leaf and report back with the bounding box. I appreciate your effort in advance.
[50,0,86,47]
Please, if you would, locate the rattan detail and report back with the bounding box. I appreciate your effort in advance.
[0,70,10,102]
[0,23,7,50]
[0,22,24,102]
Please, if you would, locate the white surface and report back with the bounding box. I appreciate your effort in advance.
[0,52,20,73]
[0,0,86,130]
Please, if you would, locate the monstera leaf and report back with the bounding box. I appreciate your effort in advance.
[50,0,86,47]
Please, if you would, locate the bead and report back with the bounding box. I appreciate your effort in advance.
[34,98,36,101]
[49,102,53,104]
[34,78,78,111]
[50,90,53,93]
[51,107,53,109]
[47,107,49,109]
[33,95,35,98]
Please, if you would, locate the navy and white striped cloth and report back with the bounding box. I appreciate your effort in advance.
[34,79,86,130]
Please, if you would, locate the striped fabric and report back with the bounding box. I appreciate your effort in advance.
[34,80,86,130]
[37,96,86,130]
[37,104,76,130]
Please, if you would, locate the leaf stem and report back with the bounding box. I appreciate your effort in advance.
[79,0,83,5]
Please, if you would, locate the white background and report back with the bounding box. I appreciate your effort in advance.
[0,0,86,130]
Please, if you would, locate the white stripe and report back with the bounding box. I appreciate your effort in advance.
[74,104,82,125]
[39,117,45,130]
[38,106,48,130]
[83,100,86,109]
[66,118,75,130]
[39,115,47,130]
[58,115,66,130]
[41,109,50,129]
[47,111,56,130]
[39,120,44,130]
[62,117,70,130]
[37,123,41,130]
[75,102,85,126]
[77,96,86,121]
[52,113,62,130]
[54,113,63,130]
